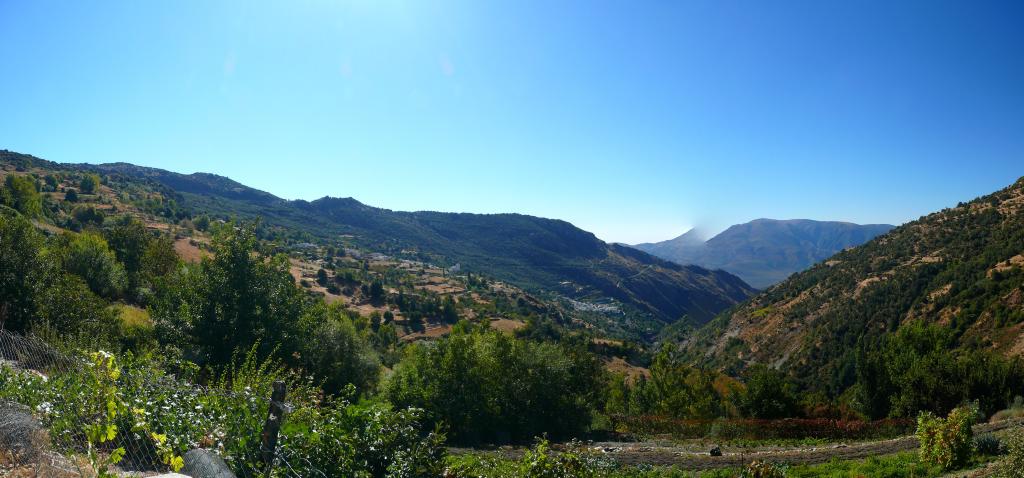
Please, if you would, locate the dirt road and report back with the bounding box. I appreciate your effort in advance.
[592,420,1020,470]
[452,419,1021,471]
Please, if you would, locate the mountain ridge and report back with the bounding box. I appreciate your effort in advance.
[633,219,895,288]
[2,150,756,327]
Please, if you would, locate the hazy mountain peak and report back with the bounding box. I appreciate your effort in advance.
[633,218,894,288]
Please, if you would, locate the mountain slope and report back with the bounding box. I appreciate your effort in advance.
[1,150,755,325]
[686,177,1024,393]
[634,219,894,288]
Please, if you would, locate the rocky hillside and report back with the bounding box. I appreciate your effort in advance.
[686,177,1024,390]
[634,219,893,288]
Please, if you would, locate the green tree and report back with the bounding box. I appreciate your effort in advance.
[856,322,1024,419]
[152,221,307,366]
[0,213,47,331]
[440,296,459,323]
[71,205,105,228]
[369,280,385,304]
[300,303,381,394]
[385,325,604,444]
[58,232,128,299]
[80,173,101,194]
[0,213,118,338]
[736,364,800,419]
[141,236,179,282]
[43,174,59,191]
[648,347,726,419]
[104,217,151,290]
[103,217,177,295]
[2,175,42,218]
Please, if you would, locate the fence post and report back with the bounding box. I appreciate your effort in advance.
[261,380,287,477]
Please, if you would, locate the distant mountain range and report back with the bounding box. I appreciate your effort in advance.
[1,150,756,326]
[632,219,895,288]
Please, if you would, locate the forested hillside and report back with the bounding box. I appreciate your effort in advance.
[54,152,755,324]
[686,176,1024,413]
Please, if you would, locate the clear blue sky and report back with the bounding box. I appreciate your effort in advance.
[2,1,1022,243]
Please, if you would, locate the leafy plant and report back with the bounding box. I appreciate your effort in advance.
[975,433,1004,456]
[916,403,977,470]
[740,461,787,478]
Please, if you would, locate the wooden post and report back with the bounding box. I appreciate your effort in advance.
[261,380,286,477]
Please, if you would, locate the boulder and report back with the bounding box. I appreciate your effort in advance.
[0,401,47,464]
[180,449,236,478]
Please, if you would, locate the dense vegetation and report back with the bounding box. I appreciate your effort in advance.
[385,324,604,444]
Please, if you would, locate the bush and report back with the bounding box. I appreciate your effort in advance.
[741,461,787,478]
[975,433,1005,456]
[916,404,977,470]
[997,428,1024,478]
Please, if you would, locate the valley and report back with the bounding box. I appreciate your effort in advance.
[1,149,1023,478]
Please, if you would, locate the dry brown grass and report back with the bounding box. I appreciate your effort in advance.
[173,238,208,263]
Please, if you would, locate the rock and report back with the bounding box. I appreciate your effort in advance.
[709,445,722,456]
[180,449,236,478]
[0,401,47,465]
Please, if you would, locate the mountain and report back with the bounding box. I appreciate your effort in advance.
[632,228,707,262]
[686,176,1024,392]
[633,219,895,288]
[1,150,756,326]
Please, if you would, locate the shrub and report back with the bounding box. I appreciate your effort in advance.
[975,433,1005,456]
[916,404,977,470]
[518,439,590,478]
[997,428,1024,478]
[740,460,787,478]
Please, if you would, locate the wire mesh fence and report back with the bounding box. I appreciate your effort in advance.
[0,330,312,478]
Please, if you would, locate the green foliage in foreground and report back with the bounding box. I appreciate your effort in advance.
[0,347,445,477]
[916,404,976,470]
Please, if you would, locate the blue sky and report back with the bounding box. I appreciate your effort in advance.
[1,1,1022,243]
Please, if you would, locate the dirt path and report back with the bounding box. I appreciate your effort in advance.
[596,420,1020,469]
[452,420,1021,470]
